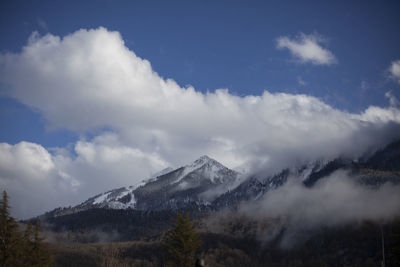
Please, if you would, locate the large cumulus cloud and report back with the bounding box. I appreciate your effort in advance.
[0,28,399,218]
[0,134,168,218]
[0,141,77,218]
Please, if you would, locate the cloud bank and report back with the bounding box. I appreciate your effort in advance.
[277,33,337,65]
[237,171,400,247]
[242,171,400,226]
[0,134,167,218]
[0,28,399,218]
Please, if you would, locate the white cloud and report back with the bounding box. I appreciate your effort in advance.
[389,60,400,84]
[0,135,168,219]
[277,33,337,65]
[385,91,399,107]
[360,105,400,123]
[244,171,400,226]
[0,142,78,218]
[238,171,400,247]
[0,28,399,217]
[66,133,169,191]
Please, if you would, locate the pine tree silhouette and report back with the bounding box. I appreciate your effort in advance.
[0,191,21,267]
[163,213,202,267]
[0,191,53,267]
[23,220,53,267]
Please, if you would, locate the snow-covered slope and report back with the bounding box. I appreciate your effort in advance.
[75,156,331,212]
[133,155,240,210]
[213,142,400,209]
[81,181,144,210]
[148,167,174,182]
[69,155,240,212]
[213,159,350,209]
[45,140,400,217]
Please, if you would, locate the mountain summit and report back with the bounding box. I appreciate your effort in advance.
[52,156,240,215]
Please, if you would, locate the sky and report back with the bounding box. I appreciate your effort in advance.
[0,0,400,218]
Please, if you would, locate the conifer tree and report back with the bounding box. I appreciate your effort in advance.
[389,220,400,266]
[0,191,53,267]
[0,190,21,267]
[163,213,202,267]
[23,220,53,267]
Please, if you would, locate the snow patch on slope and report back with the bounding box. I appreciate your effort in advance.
[172,156,213,184]
[93,191,112,204]
[90,186,138,209]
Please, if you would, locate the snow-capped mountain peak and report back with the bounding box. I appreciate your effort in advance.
[64,155,240,213]
[192,155,213,165]
[172,155,233,184]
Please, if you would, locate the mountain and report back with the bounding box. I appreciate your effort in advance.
[148,167,175,181]
[43,140,400,219]
[47,155,241,217]
[133,155,240,210]
[212,141,400,209]
[364,139,400,171]
[37,139,400,248]
[212,160,327,209]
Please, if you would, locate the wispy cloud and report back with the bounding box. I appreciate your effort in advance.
[385,91,399,107]
[277,33,337,65]
[36,17,48,31]
[389,60,400,84]
[297,76,307,86]
[239,170,400,247]
[360,81,369,91]
[243,171,400,227]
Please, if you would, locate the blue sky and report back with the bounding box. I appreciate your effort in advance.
[1,0,400,146]
[1,0,400,218]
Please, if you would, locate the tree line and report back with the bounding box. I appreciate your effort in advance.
[0,190,52,267]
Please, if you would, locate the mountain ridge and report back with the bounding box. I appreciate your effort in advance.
[46,155,241,217]
[41,139,400,218]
